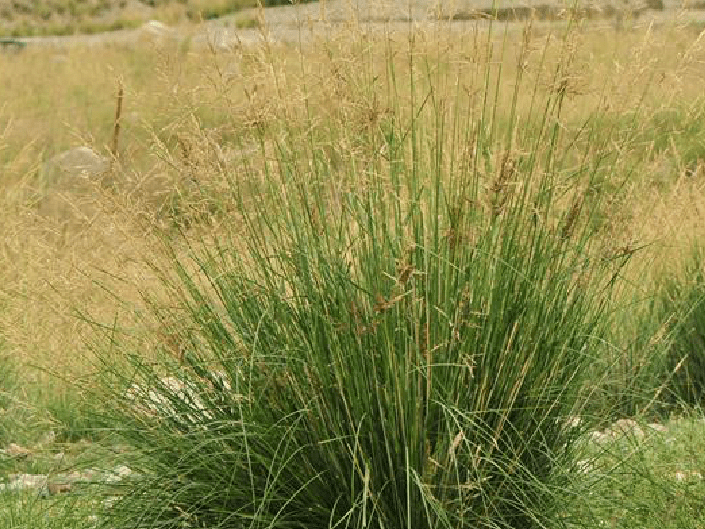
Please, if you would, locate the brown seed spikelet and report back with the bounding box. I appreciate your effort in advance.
[489,152,516,218]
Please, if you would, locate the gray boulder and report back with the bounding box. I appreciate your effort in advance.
[139,20,177,44]
[44,146,110,186]
[37,146,111,222]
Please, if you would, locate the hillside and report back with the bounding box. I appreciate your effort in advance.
[0,0,312,37]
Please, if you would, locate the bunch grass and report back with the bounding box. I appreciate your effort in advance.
[88,16,641,529]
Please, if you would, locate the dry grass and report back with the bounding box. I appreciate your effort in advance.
[1,15,705,401]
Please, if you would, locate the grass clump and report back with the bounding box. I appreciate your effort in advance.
[90,20,634,529]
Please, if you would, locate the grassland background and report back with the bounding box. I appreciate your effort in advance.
[3,4,705,527]
[0,0,316,36]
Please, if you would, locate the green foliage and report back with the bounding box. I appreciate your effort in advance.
[91,25,631,528]
[659,245,705,408]
[586,289,674,424]
[0,490,101,529]
[0,350,16,447]
[647,104,705,174]
[602,244,705,419]
[42,386,102,444]
[568,414,705,529]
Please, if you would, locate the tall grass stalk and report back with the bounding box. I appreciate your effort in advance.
[94,18,633,529]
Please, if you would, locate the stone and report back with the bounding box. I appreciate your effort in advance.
[1,473,46,491]
[43,146,110,187]
[606,418,644,439]
[0,465,136,496]
[125,376,211,425]
[675,470,703,482]
[139,20,177,44]
[647,423,668,433]
[589,430,612,444]
[105,465,132,483]
[46,482,72,495]
[2,443,33,458]
[125,371,237,428]
[37,146,111,222]
[38,430,56,446]
[589,418,649,444]
[576,460,593,473]
[564,416,583,429]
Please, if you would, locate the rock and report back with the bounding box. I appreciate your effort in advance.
[37,146,111,222]
[589,418,650,444]
[46,482,72,495]
[589,430,612,444]
[607,418,644,439]
[564,416,583,429]
[0,465,137,496]
[139,20,177,44]
[675,470,703,482]
[1,473,46,491]
[126,376,213,425]
[125,371,235,427]
[44,146,110,186]
[105,465,132,483]
[576,459,593,473]
[2,443,33,458]
[38,430,56,446]
[102,495,121,509]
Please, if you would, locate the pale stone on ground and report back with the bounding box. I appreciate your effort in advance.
[37,146,111,223]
